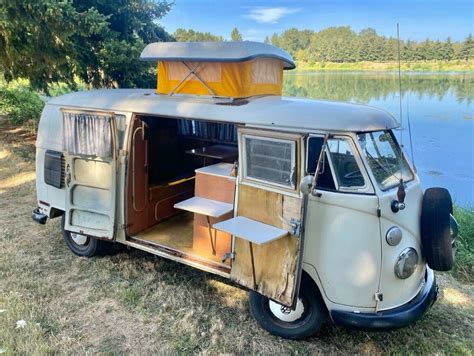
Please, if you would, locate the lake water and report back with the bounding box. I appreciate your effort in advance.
[283,72,474,207]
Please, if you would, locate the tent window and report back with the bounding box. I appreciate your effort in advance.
[63,112,113,158]
[243,135,296,188]
[252,58,281,84]
[167,61,222,83]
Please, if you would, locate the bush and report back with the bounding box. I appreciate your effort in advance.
[452,206,474,282]
[0,85,45,125]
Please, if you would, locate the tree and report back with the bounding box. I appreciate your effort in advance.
[0,0,172,91]
[270,33,280,47]
[174,28,223,42]
[458,34,474,60]
[231,27,242,41]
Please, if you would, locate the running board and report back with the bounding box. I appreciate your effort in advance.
[126,236,231,277]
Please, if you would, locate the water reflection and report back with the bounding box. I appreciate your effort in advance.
[283,72,474,206]
[284,72,473,104]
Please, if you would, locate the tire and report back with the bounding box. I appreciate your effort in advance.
[61,215,108,257]
[248,273,327,339]
[420,187,454,271]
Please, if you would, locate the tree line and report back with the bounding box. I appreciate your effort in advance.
[168,27,474,64]
[174,27,242,42]
[266,27,473,63]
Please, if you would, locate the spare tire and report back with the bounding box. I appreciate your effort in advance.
[420,188,454,271]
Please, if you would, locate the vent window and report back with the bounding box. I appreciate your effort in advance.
[44,150,65,188]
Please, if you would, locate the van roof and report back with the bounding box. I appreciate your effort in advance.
[140,41,296,69]
[47,89,398,132]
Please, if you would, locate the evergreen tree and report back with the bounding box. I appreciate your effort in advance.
[174,28,223,42]
[441,37,454,60]
[270,33,280,47]
[0,0,172,91]
[458,34,474,60]
[231,27,242,41]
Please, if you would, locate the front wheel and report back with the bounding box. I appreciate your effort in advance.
[61,215,107,257]
[248,274,327,339]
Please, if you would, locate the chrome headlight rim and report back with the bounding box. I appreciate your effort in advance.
[395,247,419,279]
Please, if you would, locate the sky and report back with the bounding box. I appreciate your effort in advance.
[160,0,473,42]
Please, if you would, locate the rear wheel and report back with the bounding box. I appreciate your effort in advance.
[248,273,327,339]
[61,215,108,257]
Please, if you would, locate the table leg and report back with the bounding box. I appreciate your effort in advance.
[206,215,217,255]
[248,241,257,290]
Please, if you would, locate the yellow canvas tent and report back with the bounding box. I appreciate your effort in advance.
[140,41,296,98]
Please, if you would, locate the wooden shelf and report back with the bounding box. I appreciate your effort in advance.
[174,196,233,218]
[213,216,288,245]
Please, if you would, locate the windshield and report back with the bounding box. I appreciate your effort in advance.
[357,131,414,190]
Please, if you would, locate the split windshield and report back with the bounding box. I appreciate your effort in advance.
[357,130,414,191]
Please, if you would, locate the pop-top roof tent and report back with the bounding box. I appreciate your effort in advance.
[140,41,296,98]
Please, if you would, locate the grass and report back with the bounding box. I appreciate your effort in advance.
[0,118,473,354]
[453,206,474,283]
[296,60,474,72]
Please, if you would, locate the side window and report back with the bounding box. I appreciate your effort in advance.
[306,136,336,190]
[327,139,365,188]
[243,135,296,189]
[63,111,113,157]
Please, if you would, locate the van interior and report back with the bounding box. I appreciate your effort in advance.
[126,115,238,271]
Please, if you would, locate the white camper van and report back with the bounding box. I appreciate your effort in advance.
[32,42,458,339]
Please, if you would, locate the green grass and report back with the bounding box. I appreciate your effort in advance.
[296,60,474,72]
[453,206,474,283]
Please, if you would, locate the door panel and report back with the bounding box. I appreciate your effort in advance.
[230,128,305,307]
[65,155,116,239]
[74,159,112,188]
[304,192,381,307]
[231,184,303,306]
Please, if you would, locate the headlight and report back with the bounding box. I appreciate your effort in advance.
[395,248,419,279]
[386,226,402,246]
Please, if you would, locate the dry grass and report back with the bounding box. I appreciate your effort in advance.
[0,119,473,354]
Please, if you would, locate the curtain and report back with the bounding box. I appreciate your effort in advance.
[63,112,113,157]
[177,120,237,143]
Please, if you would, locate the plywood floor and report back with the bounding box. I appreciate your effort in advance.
[132,212,225,265]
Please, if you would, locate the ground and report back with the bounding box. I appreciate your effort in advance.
[0,117,473,354]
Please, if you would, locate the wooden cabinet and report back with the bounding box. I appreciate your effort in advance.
[193,163,236,258]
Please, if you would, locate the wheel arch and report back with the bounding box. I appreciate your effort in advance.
[302,262,329,312]
[49,207,64,219]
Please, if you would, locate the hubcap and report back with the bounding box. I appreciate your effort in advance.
[269,298,305,322]
[70,232,88,246]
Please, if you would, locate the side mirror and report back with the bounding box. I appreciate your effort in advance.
[300,175,314,195]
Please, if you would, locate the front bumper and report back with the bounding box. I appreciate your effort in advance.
[330,268,438,331]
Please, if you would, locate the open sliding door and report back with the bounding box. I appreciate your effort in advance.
[63,110,117,240]
[229,128,305,307]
